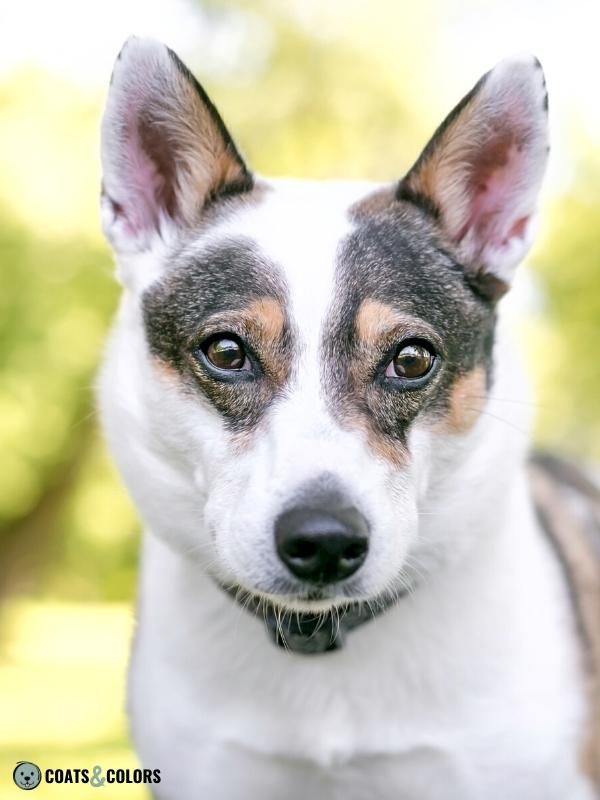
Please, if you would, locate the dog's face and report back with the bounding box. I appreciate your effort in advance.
[100,39,548,650]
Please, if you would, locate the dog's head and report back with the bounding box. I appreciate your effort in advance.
[99,38,548,652]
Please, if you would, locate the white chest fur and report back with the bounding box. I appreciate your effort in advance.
[127,476,595,800]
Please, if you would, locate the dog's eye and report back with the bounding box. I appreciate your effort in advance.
[385,341,435,380]
[202,336,250,371]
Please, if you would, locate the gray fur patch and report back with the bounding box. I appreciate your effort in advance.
[142,236,294,433]
[322,195,496,450]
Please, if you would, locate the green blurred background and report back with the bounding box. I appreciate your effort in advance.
[1,0,599,796]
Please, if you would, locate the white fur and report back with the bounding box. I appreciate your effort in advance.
[98,45,595,799]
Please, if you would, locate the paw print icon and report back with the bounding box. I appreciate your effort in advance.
[13,762,42,790]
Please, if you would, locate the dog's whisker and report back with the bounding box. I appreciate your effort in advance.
[467,407,530,438]
[275,606,290,652]
[365,598,377,620]
[334,606,340,643]
[469,393,544,409]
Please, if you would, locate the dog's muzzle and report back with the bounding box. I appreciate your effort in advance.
[220,484,403,653]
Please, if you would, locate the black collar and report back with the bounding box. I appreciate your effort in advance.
[222,584,403,655]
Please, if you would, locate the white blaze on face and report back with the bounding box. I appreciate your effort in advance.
[201,178,370,439]
[192,179,417,600]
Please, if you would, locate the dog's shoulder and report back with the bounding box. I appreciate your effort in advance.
[528,452,600,784]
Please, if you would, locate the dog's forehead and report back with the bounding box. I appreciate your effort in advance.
[197,178,378,335]
[143,176,495,444]
[195,178,488,345]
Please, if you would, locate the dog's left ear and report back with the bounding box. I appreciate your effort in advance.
[101,37,252,260]
[398,56,549,299]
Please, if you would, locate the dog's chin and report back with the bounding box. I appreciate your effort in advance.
[219,581,406,655]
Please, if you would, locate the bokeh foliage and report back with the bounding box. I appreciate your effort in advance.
[532,151,600,455]
[0,68,140,602]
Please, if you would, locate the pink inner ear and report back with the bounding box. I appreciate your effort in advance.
[114,102,168,238]
[459,129,532,254]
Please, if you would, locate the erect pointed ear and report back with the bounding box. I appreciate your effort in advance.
[100,37,252,256]
[398,56,549,299]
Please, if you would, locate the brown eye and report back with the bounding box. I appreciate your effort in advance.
[386,341,435,380]
[203,337,248,371]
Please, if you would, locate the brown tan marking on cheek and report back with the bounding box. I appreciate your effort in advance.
[443,366,487,433]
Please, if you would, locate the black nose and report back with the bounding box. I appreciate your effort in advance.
[275,506,369,584]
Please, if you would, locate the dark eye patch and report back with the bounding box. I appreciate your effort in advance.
[143,236,294,432]
[322,193,496,456]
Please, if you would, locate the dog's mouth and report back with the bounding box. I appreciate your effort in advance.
[221,584,404,654]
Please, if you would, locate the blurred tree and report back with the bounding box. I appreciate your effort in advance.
[185,0,440,179]
[532,149,600,458]
[0,204,139,600]
[0,72,139,603]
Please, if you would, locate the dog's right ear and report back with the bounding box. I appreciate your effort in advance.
[101,37,252,266]
[398,56,549,300]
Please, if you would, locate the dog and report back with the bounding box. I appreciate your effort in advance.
[98,37,600,799]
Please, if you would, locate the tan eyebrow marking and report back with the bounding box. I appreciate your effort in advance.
[152,296,288,404]
[200,296,285,343]
[355,299,439,350]
[243,297,285,341]
[355,299,404,344]
[236,297,287,385]
[443,366,487,433]
[197,296,289,390]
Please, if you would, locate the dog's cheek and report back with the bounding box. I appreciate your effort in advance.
[436,366,487,434]
[204,432,268,585]
[147,356,241,497]
[151,355,181,385]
